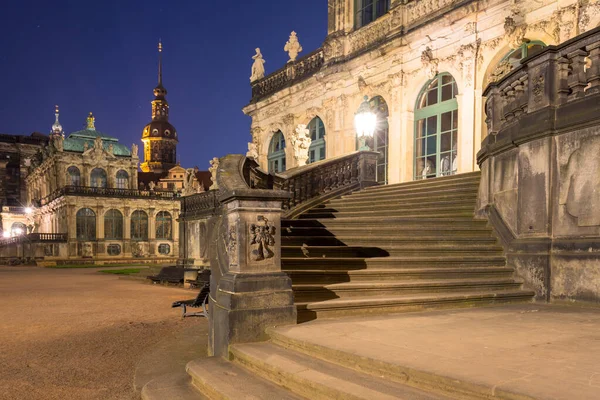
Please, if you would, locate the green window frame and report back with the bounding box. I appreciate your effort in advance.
[355,0,390,29]
[116,170,129,189]
[76,208,96,241]
[156,211,172,239]
[307,117,326,164]
[268,131,286,173]
[90,168,107,188]
[67,166,80,186]
[104,209,123,240]
[414,73,459,180]
[501,40,546,69]
[131,210,148,241]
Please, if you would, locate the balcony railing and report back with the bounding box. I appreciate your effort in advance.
[0,233,67,247]
[1,206,25,214]
[481,25,600,161]
[36,185,178,206]
[180,191,219,218]
[250,48,324,102]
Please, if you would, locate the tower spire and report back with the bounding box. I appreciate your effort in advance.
[158,39,163,87]
[51,105,63,136]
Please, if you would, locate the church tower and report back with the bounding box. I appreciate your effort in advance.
[140,40,178,173]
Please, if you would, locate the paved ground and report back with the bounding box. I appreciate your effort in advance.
[0,266,207,400]
[274,303,600,400]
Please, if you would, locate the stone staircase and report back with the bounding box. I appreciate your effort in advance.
[281,171,534,322]
[141,172,536,400]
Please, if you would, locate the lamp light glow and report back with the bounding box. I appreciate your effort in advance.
[354,95,377,151]
[25,207,33,215]
[2,231,10,238]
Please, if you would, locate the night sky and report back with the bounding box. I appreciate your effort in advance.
[0,1,326,170]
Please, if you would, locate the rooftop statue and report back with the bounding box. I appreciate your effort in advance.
[284,31,303,63]
[209,157,219,190]
[250,48,266,82]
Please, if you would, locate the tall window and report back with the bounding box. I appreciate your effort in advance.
[76,208,96,241]
[116,170,129,189]
[156,211,172,239]
[355,0,390,29]
[307,117,326,164]
[268,131,286,173]
[358,96,389,184]
[414,73,459,180]
[67,166,81,186]
[104,209,123,240]
[10,222,27,236]
[131,210,148,241]
[490,41,546,83]
[90,168,107,188]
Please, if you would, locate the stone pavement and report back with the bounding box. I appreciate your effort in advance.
[0,266,207,400]
[271,304,600,400]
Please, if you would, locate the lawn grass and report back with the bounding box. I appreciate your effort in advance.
[48,263,162,269]
[99,268,143,275]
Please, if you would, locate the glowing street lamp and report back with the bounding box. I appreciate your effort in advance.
[354,95,377,151]
[2,231,10,238]
[25,207,33,215]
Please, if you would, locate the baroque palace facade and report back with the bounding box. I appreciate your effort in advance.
[245,0,600,184]
[0,43,206,263]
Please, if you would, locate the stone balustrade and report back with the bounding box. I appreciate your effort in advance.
[250,48,324,102]
[36,185,177,206]
[477,25,600,304]
[0,233,67,247]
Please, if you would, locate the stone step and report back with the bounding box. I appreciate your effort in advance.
[282,255,507,270]
[186,357,303,400]
[292,278,523,301]
[229,342,450,400]
[281,244,504,258]
[282,217,489,228]
[294,290,535,322]
[281,236,498,247]
[362,172,481,194]
[329,191,479,207]
[344,185,480,201]
[267,318,528,400]
[284,267,517,283]
[141,372,207,400]
[302,204,477,218]
[299,210,475,220]
[280,226,494,238]
[321,196,478,211]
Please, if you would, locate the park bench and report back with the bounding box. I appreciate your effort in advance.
[186,269,211,289]
[146,266,184,285]
[172,270,211,318]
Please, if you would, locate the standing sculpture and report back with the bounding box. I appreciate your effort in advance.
[250,48,266,82]
[284,31,303,63]
[209,157,219,190]
[246,141,259,160]
[131,143,139,158]
[290,124,312,167]
[183,168,197,196]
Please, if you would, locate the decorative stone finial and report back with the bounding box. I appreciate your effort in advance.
[87,112,95,130]
[250,48,266,82]
[209,157,219,190]
[284,31,303,63]
[291,124,312,167]
[51,105,63,136]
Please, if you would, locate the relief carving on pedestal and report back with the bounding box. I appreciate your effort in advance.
[249,216,276,262]
[224,225,238,267]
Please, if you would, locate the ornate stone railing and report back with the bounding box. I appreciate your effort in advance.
[273,151,379,218]
[37,185,177,206]
[179,191,219,218]
[250,48,324,102]
[481,26,600,153]
[0,233,67,247]
[1,206,25,214]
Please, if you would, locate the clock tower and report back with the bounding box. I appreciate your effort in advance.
[140,41,178,173]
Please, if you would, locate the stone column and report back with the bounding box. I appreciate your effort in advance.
[209,155,296,358]
[148,208,156,255]
[456,89,476,173]
[123,207,131,256]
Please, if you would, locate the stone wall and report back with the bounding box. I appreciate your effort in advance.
[477,26,600,303]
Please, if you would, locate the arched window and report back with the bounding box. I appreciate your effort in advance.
[116,170,129,189]
[268,131,286,173]
[414,73,459,180]
[104,209,123,240]
[355,0,390,28]
[11,222,27,236]
[156,211,172,239]
[67,166,80,186]
[307,117,326,164]
[76,208,96,241]
[490,41,546,82]
[131,210,148,241]
[358,96,389,184]
[90,168,107,188]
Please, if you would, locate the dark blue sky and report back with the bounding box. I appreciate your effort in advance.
[0,1,326,169]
